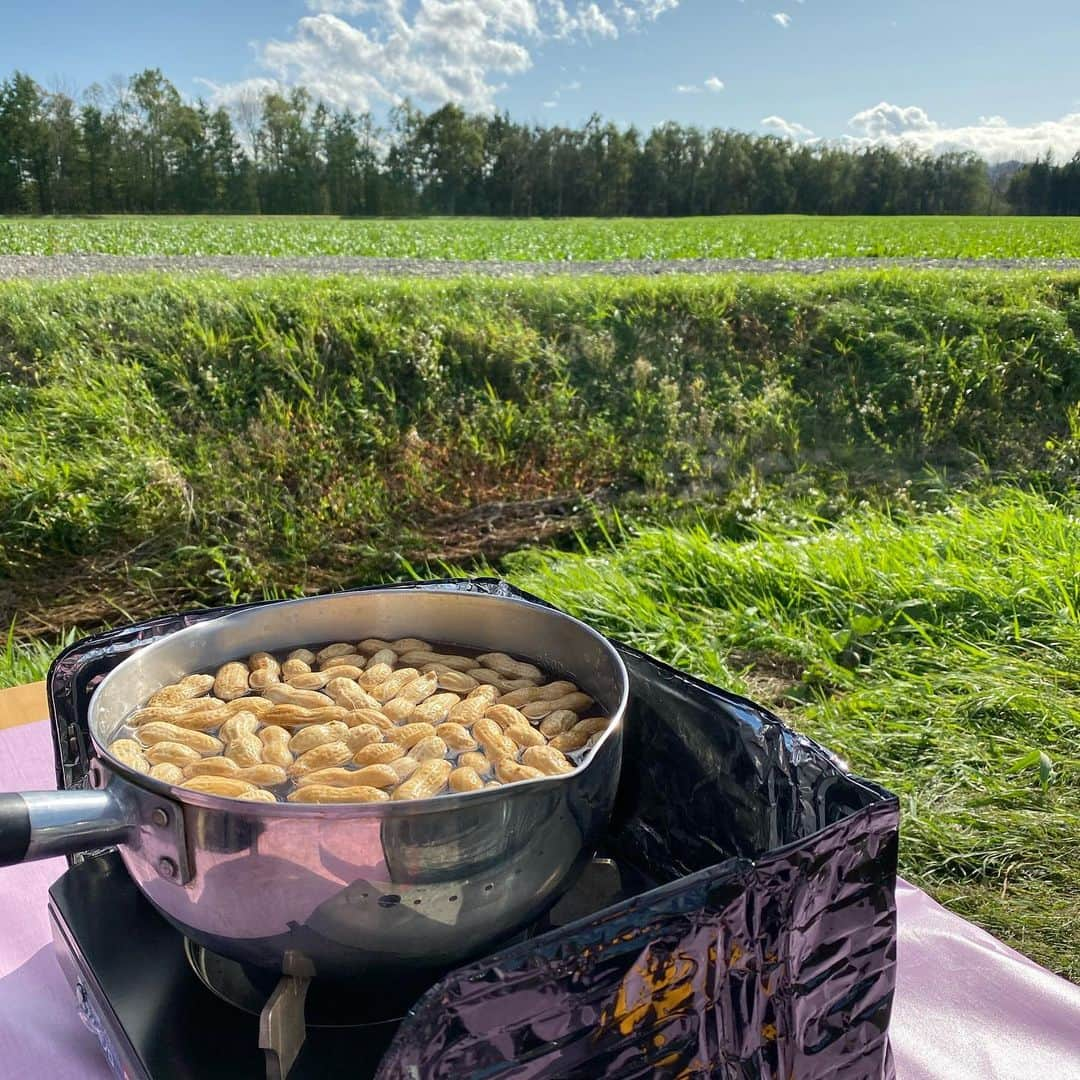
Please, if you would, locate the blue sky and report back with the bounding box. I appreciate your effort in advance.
[5,0,1080,159]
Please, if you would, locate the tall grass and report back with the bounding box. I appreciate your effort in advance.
[3,271,1079,635]
[499,490,1080,978]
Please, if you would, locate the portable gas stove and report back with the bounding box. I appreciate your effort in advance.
[50,848,647,1078]
[43,581,900,1079]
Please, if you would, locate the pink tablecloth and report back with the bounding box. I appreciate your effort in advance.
[1,719,1078,1079]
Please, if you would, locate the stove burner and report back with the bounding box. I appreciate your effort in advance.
[183,939,429,1027]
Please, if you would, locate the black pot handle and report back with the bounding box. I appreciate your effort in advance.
[0,789,132,866]
[0,793,31,866]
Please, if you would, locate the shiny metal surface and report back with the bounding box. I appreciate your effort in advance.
[24,789,133,860]
[22,589,628,978]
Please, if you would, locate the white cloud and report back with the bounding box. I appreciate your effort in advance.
[772,12,791,27]
[207,0,676,113]
[675,76,723,95]
[843,100,1080,162]
[542,99,558,107]
[761,114,815,139]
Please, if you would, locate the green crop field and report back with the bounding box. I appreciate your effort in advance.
[2,269,1079,978]
[2,214,1080,260]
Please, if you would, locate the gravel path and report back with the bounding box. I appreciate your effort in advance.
[3,254,1080,279]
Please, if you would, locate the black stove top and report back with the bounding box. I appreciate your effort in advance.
[50,847,647,1079]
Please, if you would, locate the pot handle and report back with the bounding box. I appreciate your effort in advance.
[0,789,133,867]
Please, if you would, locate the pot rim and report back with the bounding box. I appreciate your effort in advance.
[88,588,629,818]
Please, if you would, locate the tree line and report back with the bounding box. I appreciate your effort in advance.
[0,68,1071,217]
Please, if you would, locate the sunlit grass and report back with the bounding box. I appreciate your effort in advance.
[2,214,1080,259]
[498,490,1080,979]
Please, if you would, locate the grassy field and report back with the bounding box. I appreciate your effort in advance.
[3,214,1080,260]
[2,268,1080,976]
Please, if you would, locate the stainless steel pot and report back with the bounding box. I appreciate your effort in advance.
[0,589,628,979]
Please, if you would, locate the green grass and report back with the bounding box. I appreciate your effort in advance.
[3,268,1080,975]
[496,490,1080,979]
[3,270,1080,639]
[3,215,1080,260]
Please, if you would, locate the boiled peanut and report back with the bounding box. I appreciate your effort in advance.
[485,704,530,730]
[286,670,335,690]
[448,767,484,793]
[233,696,273,714]
[448,685,499,727]
[219,711,260,743]
[236,789,277,803]
[521,693,594,721]
[412,693,460,724]
[144,741,202,767]
[473,718,518,761]
[358,662,394,689]
[382,698,416,725]
[258,726,294,768]
[288,721,350,755]
[365,649,397,669]
[356,638,393,655]
[288,741,353,777]
[343,724,384,754]
[320,653,366,671]
[148,674,216,706]
[262,684,335,710]
[295,765,398,789]
[148,762,184,784]
[391,758,452,801]
[412,736,449,761]
[139,707,229,733]
[213,662,251,702]
[264,704,349,728]
[316,643,355,663]
[248,668,281,691]
[494,758,546,784]
[476,652,543,681]
[353,742,406,767]
[281,658,312,679]
[521,745,575,776]
[506,723,546,749]
[467,669,535,693]
[383,722,437,750]
[225,733,264,768]
[371,667,420,703]
[233,764,288,788]
[129,700,223,729]
[458,751,492,775]
[388,638,430,653]
[324,664,367,681]
[287,648,317,665]
[434,722,477,752]
[499,681,579,708]
[249,651,281,675]
[288,785,389,804]
[341,708,394,731]
[539,710,579,738]
[183,757,241,778]
[137,723,223,756]
[109,738,150,773]
[181,776,258,797]
[324,678,381,712]
[389,755,421,781]
[550,717,610,753]
[398,650,474,672]
[484,780,502,789]
[424,667,479,694]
